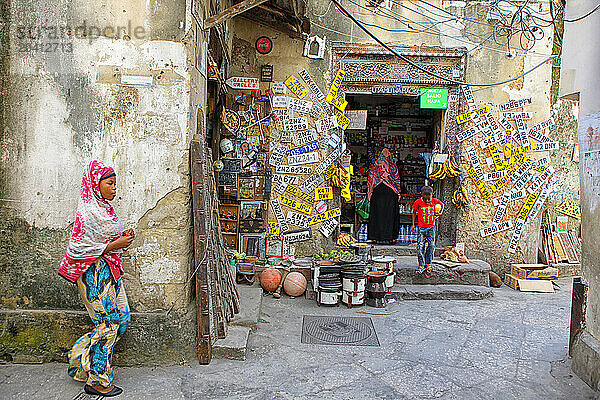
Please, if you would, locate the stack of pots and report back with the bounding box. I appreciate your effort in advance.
[317,274,342,306]
[372,256,396,292]
[340,264,367,308]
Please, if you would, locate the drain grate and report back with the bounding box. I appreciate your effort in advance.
[301,315,380,346]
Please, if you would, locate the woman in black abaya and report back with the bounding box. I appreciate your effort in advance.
[366,148,403,244]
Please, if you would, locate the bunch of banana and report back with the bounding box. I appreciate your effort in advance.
[429,158,461,180]
[336,232,358,246]
[330,166,346,188]
[452,187,469,208]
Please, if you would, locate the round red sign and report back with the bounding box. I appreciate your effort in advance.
[256,36,273,55]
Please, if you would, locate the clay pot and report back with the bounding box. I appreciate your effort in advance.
[489,271,502,288]
[260,269,282,292]
[283,272,307,297]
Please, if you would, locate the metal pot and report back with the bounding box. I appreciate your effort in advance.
[385,272,395,289]
[318,290,340,306]
[372,256,395,272]
[341,290,365,306]
[342,277,366,292]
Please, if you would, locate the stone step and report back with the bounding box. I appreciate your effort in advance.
[213,325,251,361]
[214,283,263,361]
[389,284,494,300]
[393,256,490,287]
[371,245,445,258]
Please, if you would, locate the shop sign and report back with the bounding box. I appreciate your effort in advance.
[314,186,333,201]
[461,85,477,111]
[467,166,490,198]
[328,69,345,98]
[276,165,313,175]
[238,110,252,121]
[527,166,554,194]
[272,96,289,108]
[270,198,289,232]
[287,141,319,156]
[501,112,531,120]
[293,129,318,146]
[226,77,259,90]
[283,117,309,132]
[282,228,312,243]
[271,82,286,94]
[307,208,341,225]
[484,170,508,182]
[273,174,299,185]
[267,222,281,237]
[456,126,478,142]
[315,116,339,133]
[480,220,513,237]
[288,152,320,166]
[280,196,312,215]
[256,36,273,54]
[371,86,419,95]
[222,109,241,134]
[528,141,559,152]
[288,98,313,114]
[315,200,328,213]
[286,211,309,228]
[274,181,288,195]
[285,185,314,203]
[508,218,526,254]
[346,110,368,130]
[528,117,554,141]
[260,64,273,82]
[315,148,341,175]
[319,218,338,237]
[499,98,532,112]
[269,143,286,166]
[420,88,448,109]
[300,173,325,193]
[336,112,350,130]
[527,188,550,221]
[284,75,309,99]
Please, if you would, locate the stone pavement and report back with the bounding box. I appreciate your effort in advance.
[1,278,597,400]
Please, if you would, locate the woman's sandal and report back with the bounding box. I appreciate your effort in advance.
[84,384,123,397]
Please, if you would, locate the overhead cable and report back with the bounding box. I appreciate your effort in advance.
[330,0,557,87]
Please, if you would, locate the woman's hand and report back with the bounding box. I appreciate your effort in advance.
[105,235,134,252]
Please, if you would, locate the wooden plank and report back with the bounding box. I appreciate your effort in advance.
[191,140,213,365]
[205,0,270,29]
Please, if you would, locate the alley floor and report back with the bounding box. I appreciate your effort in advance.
[1,277,598,400]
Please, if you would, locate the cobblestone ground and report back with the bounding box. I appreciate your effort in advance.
[1,278,598,399]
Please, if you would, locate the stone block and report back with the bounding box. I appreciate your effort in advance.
[390,284,494,301]
[213,326,250,361]
[230,285,262,331]
[571,330,600,392]
[393,256,490,286]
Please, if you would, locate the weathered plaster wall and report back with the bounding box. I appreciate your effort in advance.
[230,0,554,273]
[0,0,199,364]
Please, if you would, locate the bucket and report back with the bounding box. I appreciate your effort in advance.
[342,277,366,292]
[350,243,372,262]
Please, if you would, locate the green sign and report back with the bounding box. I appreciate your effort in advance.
[420,88,448,109]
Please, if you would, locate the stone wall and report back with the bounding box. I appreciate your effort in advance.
[0,0,200,364]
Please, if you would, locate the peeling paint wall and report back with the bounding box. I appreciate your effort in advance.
[0,0,193,325]
[230,0,554,273]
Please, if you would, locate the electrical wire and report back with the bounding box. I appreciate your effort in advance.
[564,2,600,22]
[330,0,557,87]
[342,0,555,57]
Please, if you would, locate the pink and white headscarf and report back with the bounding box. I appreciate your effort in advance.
[58,160,124,283]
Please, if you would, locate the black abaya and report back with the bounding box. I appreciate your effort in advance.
[368,183,400,243]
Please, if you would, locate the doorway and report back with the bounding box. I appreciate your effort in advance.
[343,94,444,245]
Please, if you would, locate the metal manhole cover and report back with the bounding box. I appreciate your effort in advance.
[301,315,380,346]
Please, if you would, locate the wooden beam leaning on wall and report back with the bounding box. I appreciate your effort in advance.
[205,0,270,29]
[191,140,213,364]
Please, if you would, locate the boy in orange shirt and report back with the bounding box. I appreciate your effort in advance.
[411,186,443,275]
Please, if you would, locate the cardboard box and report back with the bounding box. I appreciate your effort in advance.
[510,264,558,280]
[504,273,554,293]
